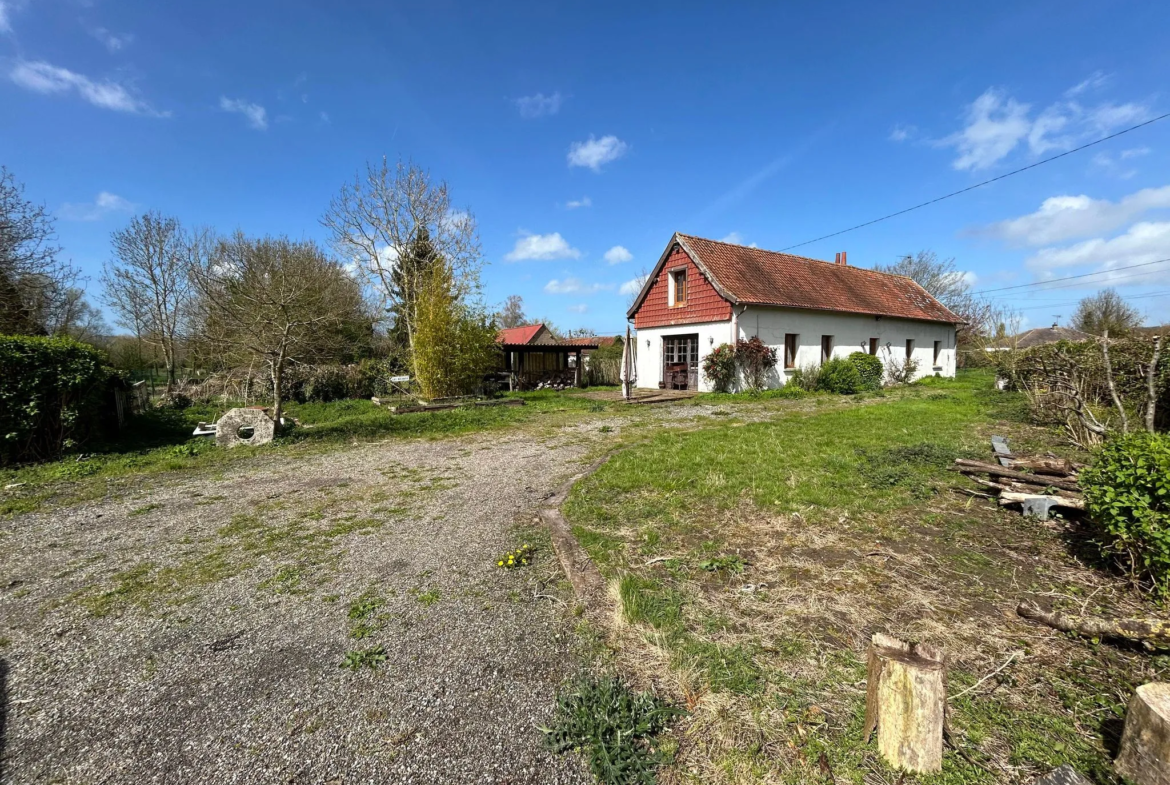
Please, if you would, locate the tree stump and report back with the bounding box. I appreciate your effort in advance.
[1116,682,1170,784]
[863,633,946,773]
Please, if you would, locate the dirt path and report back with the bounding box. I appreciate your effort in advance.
[0,428,618,784]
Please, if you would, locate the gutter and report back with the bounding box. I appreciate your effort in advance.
[730,303,748,344]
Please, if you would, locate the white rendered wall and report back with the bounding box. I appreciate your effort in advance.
[632,307,957,391]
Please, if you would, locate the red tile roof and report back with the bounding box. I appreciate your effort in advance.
[496,324,547,344]
[628,234,964,325]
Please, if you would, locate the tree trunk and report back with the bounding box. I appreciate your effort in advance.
[1101,329,1129,433]
[863,633,946,774]
[1004,457,1077,476]
[270,357,284,429]
[1116,682,1170,784]
[953,459,1081,491]
[1148,336,1163,434]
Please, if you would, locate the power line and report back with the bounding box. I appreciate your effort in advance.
[973,257,1170,294]
[779,111,1170,252]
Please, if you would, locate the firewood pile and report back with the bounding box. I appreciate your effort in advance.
[952,436,1085,520]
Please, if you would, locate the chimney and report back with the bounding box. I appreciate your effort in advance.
[836,251,848,266]
[834,252,841,264]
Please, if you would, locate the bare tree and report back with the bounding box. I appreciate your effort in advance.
[102,213,198,391]
[0,166,78,335]
[1073,288,1142,336]
[189,233,368,424]
[322,158,482,358]
[46,287,110,342]
[497,295,527,328]
[876,251,994,352]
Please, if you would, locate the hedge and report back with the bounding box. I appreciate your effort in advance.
[1081,432,1170,596]
[0,335,116,464]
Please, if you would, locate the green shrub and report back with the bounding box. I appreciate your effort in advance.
[816,356,862,394]
[701,343,737,393]
[848,352,884,391]
[543,676,682,783]
[789,362,821,392]
[0,335,116,465]
[1081,432,1170,595]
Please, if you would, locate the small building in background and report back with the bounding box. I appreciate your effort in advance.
[495,323,598,389]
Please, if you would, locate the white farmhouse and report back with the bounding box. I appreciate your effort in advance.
[627,233,963,392]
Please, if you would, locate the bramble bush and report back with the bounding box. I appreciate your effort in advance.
[0,335,116,465]
[848,352,885,391]
[1081,432,1170,596]
[701,343,737,393]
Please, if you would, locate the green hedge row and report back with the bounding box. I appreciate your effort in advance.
[0,335,117,465]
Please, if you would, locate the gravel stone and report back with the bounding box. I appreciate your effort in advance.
[0,431,605,784]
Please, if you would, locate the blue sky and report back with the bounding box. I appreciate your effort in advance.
[3,0,1169,335]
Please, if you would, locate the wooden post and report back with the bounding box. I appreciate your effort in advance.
[863,633,946,773]
[1116,682,1170,784]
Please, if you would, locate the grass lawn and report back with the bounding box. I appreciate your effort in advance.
[0,389,615,516]
[564,370,1163,784]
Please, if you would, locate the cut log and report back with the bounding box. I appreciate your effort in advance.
[1003,456,1076,476]
[952,459,1081,492]
[1116,682,1170,784]
[1017,601,1170,648]
[999,491,1084,510]
[863,633,946,773]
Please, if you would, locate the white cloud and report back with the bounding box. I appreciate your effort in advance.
[619,275,649,296]
[9,59,164,116]
[982,186,1170,246]
[566,304,588,314]
[504,231,581,261]
[1066,70,1110,97]
[90,27,133,52]
[515,91,563,118]
[940,88,1032,171]
[220,96,268,130]
[567,135,628,172]
[544,277,611,295]
[565,196,591,210]
[719,232,758,248]
[938,86,1156,171]
[59,191,135,221]
[319,111,330,124]
[889,124,915,142]
[0,2,12,33]
[1026,221,1170,278]
[603,245,632,264]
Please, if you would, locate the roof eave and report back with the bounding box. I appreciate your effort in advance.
[625,233,739,320]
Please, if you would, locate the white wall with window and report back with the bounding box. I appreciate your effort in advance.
[632,307,956,392]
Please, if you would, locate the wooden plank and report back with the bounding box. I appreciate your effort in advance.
[999,491,1084,510]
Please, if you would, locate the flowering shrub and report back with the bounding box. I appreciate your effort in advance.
[496,543,533,569]
[735,337,778,391]
[701,343,738,392]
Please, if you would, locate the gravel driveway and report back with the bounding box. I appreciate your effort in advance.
[0,427,616,784]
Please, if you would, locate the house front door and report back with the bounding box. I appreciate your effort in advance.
[663,334,699,390]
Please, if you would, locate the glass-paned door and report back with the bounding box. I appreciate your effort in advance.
[663,334,699,390]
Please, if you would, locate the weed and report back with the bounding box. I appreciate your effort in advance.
[348,594,382,620]
[128,503,162,517]
[496,543,534,569]
[340,645,388,671]
[416,588,441,606]
[599,425,614,433]
[543,676,682,783]
[698,554,746,574]
[259,565,303,594]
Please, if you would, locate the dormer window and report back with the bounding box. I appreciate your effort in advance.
[668,268,688,307]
